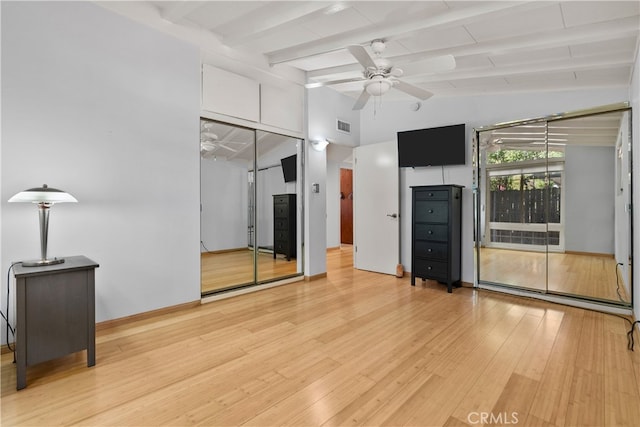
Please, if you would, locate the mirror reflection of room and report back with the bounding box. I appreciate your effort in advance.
[200,119,302,295]
[476,107,632,305]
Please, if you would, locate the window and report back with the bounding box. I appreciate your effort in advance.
[486,163,564,251]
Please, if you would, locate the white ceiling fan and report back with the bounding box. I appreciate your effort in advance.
[305,39,456,110]
[201,133,249,157]
[200,121,252,159]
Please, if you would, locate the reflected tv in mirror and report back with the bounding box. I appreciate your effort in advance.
[397,123,466,167]
[281,154,297,182]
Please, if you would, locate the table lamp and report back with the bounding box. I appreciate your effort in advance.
[8,184,78,266]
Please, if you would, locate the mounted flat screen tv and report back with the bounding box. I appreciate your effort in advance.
[397,123,466,167]
[281,154,297,182]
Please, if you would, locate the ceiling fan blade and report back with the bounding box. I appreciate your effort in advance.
[305,76,365,89]
[347,45,376,70]
[218,143,239,153]
[352,89,371,111]
[393,80,433,101]
[402,54,456,75]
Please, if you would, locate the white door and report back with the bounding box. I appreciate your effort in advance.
[353,140,399,275]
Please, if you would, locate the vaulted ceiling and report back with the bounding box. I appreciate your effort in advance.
[145,0,640,102]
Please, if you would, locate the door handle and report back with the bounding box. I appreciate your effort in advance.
[386,213,398,219]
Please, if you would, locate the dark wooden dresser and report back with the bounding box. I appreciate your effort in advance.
[273,194,296,261]
[411,185,463,292]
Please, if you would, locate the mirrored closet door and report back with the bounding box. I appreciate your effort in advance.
[255,131,302,284]
[474,104,632,306]
[200,119,303,296]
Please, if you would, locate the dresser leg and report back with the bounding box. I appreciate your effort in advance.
[447,282,453,293]
[17,358,26,390]
[411,274,415,286]
[17,277,27,390]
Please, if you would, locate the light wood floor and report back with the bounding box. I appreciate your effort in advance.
[201,250,299,294]
[2,246,640,426]
[480,248,631,303]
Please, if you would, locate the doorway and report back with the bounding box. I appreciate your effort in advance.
[353,141,400,275]
[340,168,353,244]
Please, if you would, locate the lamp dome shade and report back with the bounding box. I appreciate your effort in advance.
[8,184,78,203]
[365,76,392,96]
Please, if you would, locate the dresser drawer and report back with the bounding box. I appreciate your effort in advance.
[273,195,290,205]
[414,223,448,241]
[415,200,448,223]
[414,259,448,280]
[274,229,289,241]
[274,218,289,230]
[274,204,290,218]
[415,190,449,201]
[415,241,448,260]
[274,240,288,254]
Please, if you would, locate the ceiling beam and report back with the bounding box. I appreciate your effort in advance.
[267,1,548,65]
[392,17,640,68]
[306,16,639,80]
[221,2,352,47]
[160,1,206,23]
[409,54,631,84]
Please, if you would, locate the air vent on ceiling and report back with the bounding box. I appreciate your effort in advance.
[337,119,351,134]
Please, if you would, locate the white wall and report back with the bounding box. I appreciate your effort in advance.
[304,146,327,277]
[564,145,615,254]
[200,158,248,252]
[306,87,360,275]
[308,87,360,147]
[308,88,359,252]
[359,87,629,284]
[326,161,342,249]
[631,41,640,322]
[1,1,201,344]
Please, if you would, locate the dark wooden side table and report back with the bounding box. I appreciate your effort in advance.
[13,255,99,390]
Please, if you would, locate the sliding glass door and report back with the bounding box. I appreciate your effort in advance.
[474,104,632,306]
[200,119,303,296]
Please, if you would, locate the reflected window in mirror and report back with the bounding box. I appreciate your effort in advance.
[475,106,632,307]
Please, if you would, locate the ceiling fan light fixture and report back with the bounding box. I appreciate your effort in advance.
[200,141,217,152]
[365,77,392,97]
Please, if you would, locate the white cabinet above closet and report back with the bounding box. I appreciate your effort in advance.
[202,64,260,123]
[201,64,304,136]
[261,83,304,133]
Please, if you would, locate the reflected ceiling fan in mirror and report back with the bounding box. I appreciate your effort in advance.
[200,121,251,160]
[305,39,456,110]
[200,133,247,159]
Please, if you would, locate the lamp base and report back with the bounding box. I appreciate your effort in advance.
[21,258,65,267]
